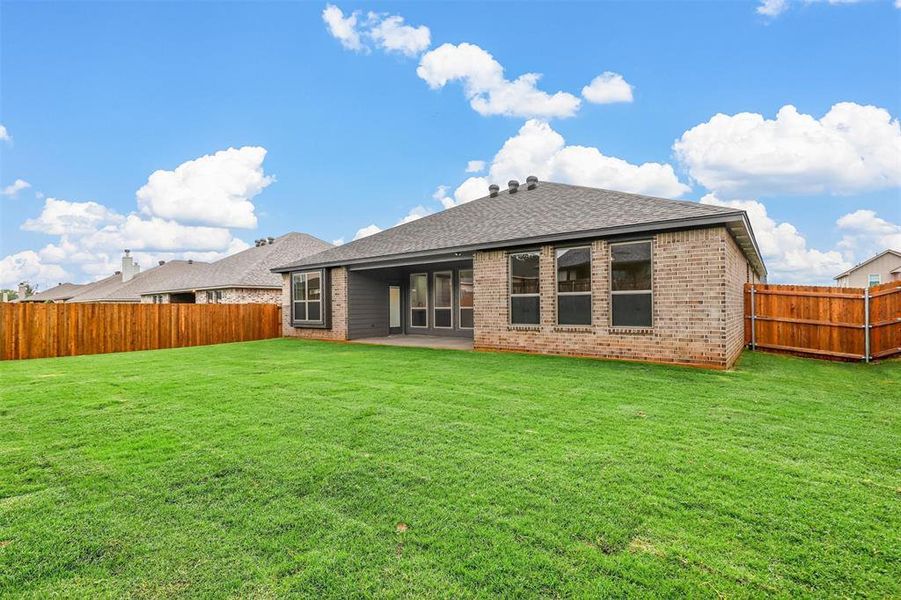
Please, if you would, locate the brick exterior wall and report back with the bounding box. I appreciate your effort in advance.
[473,226,754,369]
[195,288,281,304]
[281,267,348,341]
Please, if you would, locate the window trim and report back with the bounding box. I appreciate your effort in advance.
[867,273,881,287]
[409,272,429,329]
[509,251,541,326]
[609,240,653,329]
[433,270,453,329]
[555,245,592,326]
[291,269,328,328]
[458,268,474,330]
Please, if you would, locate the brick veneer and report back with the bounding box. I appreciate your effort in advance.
[195,288,281,304]
[281,267,348,341]
[473,226,753,368]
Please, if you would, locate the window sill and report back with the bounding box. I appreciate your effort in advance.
[608,327,653,335]
[507,325,540,331]
[553,325,593,333]
[292,321,329,330]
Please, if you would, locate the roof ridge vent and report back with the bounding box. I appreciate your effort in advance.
[488,184,500,198]
[508,180,519,194]
[526,175,538,190]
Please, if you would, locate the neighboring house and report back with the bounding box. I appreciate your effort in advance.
[272,178,766,369]
[68,254,211,303]
[140,232,332,304]
[833,249,901,287]
[17,282,86,303]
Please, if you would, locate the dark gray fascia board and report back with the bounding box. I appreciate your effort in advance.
[271,212,761,275]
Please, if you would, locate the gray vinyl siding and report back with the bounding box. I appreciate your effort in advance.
[347,271,389,339]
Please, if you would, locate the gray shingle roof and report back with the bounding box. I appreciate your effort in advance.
[22,282,86,302]
[144,232,332,294]
[273,182,765,276]
[68,261,211,302]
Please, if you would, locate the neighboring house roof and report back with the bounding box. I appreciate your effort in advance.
[21,282,86,302]
[272,181,766,277]
[69,261,211,302]
[833,249,901,280]
[144,232,332,294]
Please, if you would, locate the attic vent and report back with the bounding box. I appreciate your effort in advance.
[508,180,519,194]
[188,259,193,264]
[488,184,500,198]
[267,236,275,244]
[526,175,538,190]
[159,260,165,266]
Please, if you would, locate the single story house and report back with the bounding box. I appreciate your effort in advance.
[834,249,901,287]
[139,232,332,304]
[68,255,210,303]
[17,282,86,303]
[272,178,766,369]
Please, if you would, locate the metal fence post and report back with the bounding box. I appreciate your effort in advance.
[750,285,756,351]
[864,286,870,363]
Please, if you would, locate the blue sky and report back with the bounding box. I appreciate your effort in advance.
[1,0,899,288]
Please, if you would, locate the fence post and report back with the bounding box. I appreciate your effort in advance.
[864,286,870,363]
[749,285,756,351]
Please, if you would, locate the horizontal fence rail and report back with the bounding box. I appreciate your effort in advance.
[0,303,282,361]
[745,282,900,362]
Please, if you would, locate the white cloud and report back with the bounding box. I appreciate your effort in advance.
[368,13,430,56]
[417,43,582,119]
[701,194,849,283]
[0,124,10,143]
[396,204,432,225]
[757,0,789,16]
[22,198,125,235]
[482,119,689,198]
[77,215,235,253]
[2,179,31,197]
[836,209,901,259]
[322,5,430,56]
[353,224,382,240]
[136,146,273,229]
[465,160,485,173]
[332,237,345,246]
[0,250,70,290]
[582,72,634,104]
[674,102,901,197]
[322,4,364,52]
[435,120,688,210]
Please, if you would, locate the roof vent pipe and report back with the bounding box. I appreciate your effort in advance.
[488,184,500,198]
[508,180,519,193]
[526,175,538,190]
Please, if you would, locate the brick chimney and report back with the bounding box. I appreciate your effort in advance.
[17,282,29,299]
[121,250,137,282]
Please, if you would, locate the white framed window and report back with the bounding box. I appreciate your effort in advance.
[459,269,474,329]
[868,273,881,287]
[433,271,453,329]
[410,273,428,328]
[610,241,652,328]
[151,294,164,304]
[292,271,323,324]
[206,290,223,304]
[509,252,540,325]
[556,246,591,325]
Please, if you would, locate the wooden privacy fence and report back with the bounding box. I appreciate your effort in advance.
[0,303,282,361]
[745,282,900,361]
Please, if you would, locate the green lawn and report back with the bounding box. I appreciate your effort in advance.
[1,340,898,598]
